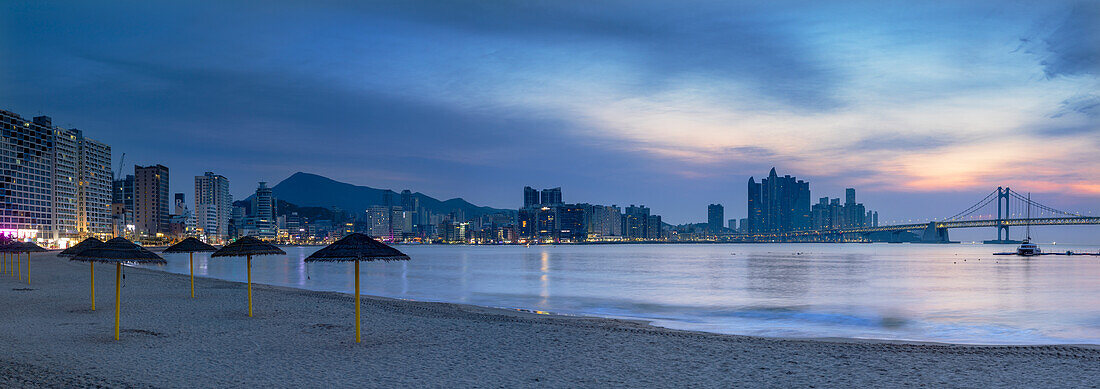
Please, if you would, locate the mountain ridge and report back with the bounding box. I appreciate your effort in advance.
[252,172,513,219]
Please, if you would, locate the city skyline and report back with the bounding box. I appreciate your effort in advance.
[2,1,1098,233]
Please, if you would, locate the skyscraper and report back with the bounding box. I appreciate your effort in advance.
[48,124,112,240]
[112,175,134,212]
[135,164,170,235]
[174,193,187,216]
[707,204,724,232]
[623,205,651,240]
[0,110,54,242]
[540,187,562,206]
[557,204,586,242]
[746,177,762,233]
[251,182,276,240]
[77,131,112,238]
[195,172,231,242]
[523,186,539,208]
[748,168,811,233]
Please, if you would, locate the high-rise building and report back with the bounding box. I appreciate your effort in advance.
[366,206,390,238]
[583,204,622,237]
[540,187,562,206]
[51,126,78,239]
[707,204,724,232]
[134,165,170,235]
[557,204,586,242]
[646,215,663,240]
[738,218,747,233]
[523,186,539,208]
[811,190,875,230]
[748,168,811,233]
[194,172,231,242]
[251,182,276,240]
[623,205,651,240]
[0,111,55,242]
[112,175,134,211]
[174,193,186,216]
[50,125,112,240]
[727,219,737,231]
[746,177,762,233]
[77,132,112,238]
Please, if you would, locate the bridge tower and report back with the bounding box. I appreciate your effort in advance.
[996,187,1010,241]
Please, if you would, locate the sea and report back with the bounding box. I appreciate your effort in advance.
[138,243,1100,345]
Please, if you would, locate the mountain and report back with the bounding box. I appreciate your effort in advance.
[253,172,513,219]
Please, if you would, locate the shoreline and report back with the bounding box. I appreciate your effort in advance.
[2,255,1099,387]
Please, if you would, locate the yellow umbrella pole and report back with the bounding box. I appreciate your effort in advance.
[26,252,30,284]
[247,255,252,317]
[114,263,121,340]
[355,259,360,343]
[189,252,194,298]
[90,262,96,312]
[16,252,20,281]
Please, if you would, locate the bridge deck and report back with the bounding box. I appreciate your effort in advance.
[735,217,1100,239]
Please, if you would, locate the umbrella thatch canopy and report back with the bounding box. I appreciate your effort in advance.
[58,237,104,257]
[211,236,285,258]
[14,241,48,253]
[305,233,411,262]
[305,233,410,343]
[211,236,285,317]
[71,237,166,264]
[70,237,165,340]
[164,237,217,298]
[163,237,217,253]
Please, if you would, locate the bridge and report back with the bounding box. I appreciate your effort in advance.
[733,187,1100,243]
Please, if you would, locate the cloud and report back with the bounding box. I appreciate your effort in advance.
[342,0,846,110]
[1038,2,1100,78]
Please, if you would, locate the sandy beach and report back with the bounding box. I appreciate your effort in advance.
[1,254,1098,388]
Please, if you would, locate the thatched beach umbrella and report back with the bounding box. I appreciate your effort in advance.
[71,237,166,340]
[305,233,410,343]
[163,237,217,298]
[59,237,105,310]
[211,236,285,317]
[58,237,103,257]
[13,242,47,284]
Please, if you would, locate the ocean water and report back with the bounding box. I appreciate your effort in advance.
[138,243,1100,345]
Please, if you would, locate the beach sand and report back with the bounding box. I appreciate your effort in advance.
[1,254,1098,388]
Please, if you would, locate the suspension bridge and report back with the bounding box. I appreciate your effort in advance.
[736,187,1100,243]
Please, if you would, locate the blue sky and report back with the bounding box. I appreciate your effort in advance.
[2,1,1098,240]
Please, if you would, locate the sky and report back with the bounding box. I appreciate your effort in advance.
[2,1,1099,241]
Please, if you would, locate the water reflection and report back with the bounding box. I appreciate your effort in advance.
[146,243,1100,344]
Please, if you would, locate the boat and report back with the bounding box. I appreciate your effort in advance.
[1016,240,1041,256]
[1015,192,1042,257]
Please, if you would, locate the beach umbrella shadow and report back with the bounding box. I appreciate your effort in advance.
[58,237,105,310]
[210,236,285,317]
[70,237,165,340]
[163,237,217,298]
[305,233,410,343]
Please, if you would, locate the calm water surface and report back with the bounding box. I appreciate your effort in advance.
[138,243,1100,345]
